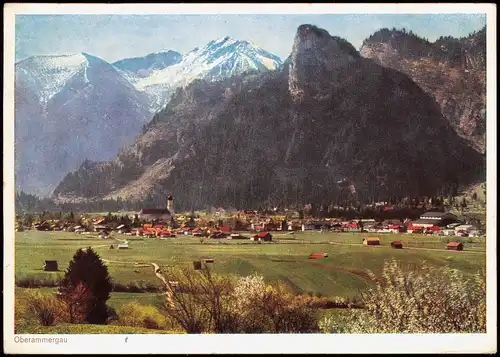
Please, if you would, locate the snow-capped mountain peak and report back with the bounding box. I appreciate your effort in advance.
[123,37,282,112]
[16,53,90,103]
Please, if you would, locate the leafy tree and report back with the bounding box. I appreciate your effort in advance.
[58,247,113,324]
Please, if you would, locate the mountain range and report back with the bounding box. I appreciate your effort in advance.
[52,25,485,210]
[15,38,282,196]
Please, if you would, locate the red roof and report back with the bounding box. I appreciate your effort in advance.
[257,231,271,238]
[192,228,200,232]
[308,253,325,259]
[154,225,163,229]
[143,224,153,229]
[447,242,463,247]
[220,225,231,232]
[392,241,403,245]
[427,226,440,231]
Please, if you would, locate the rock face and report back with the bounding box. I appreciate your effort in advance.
[15,53,151,196]
[360,27,486,153]
[53,25,485,210]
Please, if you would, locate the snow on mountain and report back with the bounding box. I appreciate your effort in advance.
[15,52,150,196]
[112,50,182,79]
[15,53,89,104]
[119,37,283,113]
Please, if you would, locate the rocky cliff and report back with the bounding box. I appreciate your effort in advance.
[53,25,485,210]
[360,27,486,153]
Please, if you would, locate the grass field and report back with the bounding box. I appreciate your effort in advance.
[15,230,486,299]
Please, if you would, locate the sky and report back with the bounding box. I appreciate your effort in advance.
[15,14,487,63]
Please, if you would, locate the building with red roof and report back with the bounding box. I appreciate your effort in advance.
[446,242,463,251]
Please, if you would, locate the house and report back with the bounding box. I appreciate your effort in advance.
[302,223,315,231]
[93,218,106,225]
[254,224,265,232]
[219,225,231,233]
[419,211,458,226]
[363,237,381,246]
[454,224,478,234]
[446,242,463,251]
[118,243,129,249]
[143,229,156,238]
[43,260,58,271]
[159,230,171,238]
[391,241,404,249]
[425,225,441,234]
[35,221,51,231]
[441,229,456,236]
[264,222,280,231]
[210,231,225,239]
[94,225,111,233]
[256,231,272,242]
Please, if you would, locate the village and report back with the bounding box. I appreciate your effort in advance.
[18,194,483,253]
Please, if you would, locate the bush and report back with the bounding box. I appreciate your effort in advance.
[22,289,68,326]
[232,274,318,333]
[156,268,320,333]
[118,301,168,330]
[16,275,62,288]
[319,259,486,333]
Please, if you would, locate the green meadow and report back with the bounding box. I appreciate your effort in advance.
[15,230,485,299]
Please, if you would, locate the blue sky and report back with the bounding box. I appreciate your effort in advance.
[15,14,486,63]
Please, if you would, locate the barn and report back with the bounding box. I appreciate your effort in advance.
[446,242,464,251]
[308,253,328,259]
[363,238,381,246]
[43,260,58,271]
[391,241,404,249]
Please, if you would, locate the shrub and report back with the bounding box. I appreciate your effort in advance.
[16,275,62,288]
[319,259,486,333]
[232,274,318,333]
[118,301,168,330]
[58,247,113,324]
[22,289,68,326]
[157,268,320,333]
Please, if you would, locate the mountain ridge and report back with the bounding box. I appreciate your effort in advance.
[53,25,485,210]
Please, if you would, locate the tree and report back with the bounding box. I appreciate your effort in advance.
[61,282,94,323]
[58,247,113,324]
[319,259,485,333]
